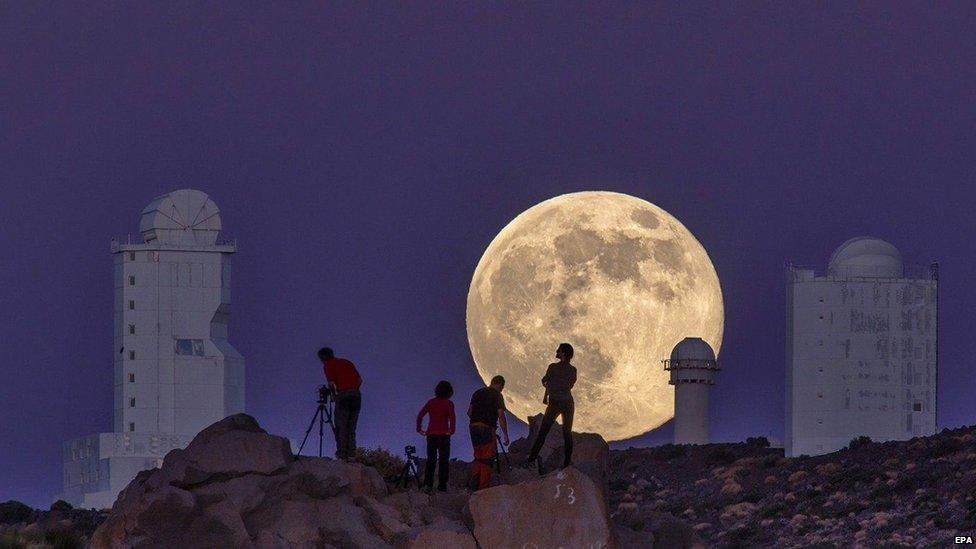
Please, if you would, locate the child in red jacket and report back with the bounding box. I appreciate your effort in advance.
[416,381,456,492]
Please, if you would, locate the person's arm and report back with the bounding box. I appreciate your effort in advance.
[541,364,552,385]
[324,363,337,394]
[448,401,456,435]
[497,394,509,445]
[416,402,429,434]
[497,408,509,445]
[542,364,552,404]
[569,366,578,389]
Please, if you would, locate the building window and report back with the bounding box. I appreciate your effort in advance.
[175,338,205,357]
[129,300,135,310]
[129,397,136,408]
[129,252,136,261]
[913,402,922,412]
[128,324,135,335]
[129,422,135,432]
[128,373,135,383]
[129,350,135,360]
[129,275,136,286]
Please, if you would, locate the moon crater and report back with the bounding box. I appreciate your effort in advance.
[466,191,723,441]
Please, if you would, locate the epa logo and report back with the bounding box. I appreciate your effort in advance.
[956,536,974,544]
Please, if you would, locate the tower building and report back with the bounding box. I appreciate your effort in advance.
[664,337,720,445]
[786,237,937,457]
[59,189,245,509]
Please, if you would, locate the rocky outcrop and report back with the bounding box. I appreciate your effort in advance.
[92,414,468,549]
[467,466,617,548]
[91,413,644,548]
[0,500,106,547]
[508,413,611,496]
[609,426,976,547]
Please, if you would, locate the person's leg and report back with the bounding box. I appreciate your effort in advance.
[345,391,362,459]
[527,403,559,460]
[560,400,575,467]
[468,424,495,490]
[467,425,480,490]
[424,435,437,489]
[479,436,496,490]
[333,400,349,459]
[438,436,451,491]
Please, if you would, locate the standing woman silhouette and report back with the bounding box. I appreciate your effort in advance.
[526,343,577,469]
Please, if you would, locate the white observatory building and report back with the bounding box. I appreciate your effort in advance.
[59,189,245,509]
[664,337,720,445]
[786,237,937,457]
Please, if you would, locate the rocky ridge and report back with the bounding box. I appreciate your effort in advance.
[90,414,650,548]
[10,418,972,547]
[609,426,976,548]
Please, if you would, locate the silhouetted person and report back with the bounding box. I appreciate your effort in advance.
[416,380,456,492]
[318,347,362,461]
[468,375,509,490]
[526,343,578,469]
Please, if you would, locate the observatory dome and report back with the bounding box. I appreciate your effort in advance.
[670,337,716,362]
[827,237,903,278]
[139,189,222,246]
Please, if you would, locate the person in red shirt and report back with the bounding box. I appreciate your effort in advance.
[318,347,363,461]
[416,380,456,492]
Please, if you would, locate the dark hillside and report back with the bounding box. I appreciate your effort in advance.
[609,427,976,547]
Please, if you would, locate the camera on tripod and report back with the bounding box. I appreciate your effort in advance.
[397,445,422,489]
[317,384,332,403]
[297,385,337,459]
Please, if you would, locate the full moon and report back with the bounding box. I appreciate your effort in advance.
[466,191,723,441]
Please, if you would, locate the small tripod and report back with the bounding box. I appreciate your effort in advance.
[493,433,511,473]
[296,386,337,458]
[397,446,423,489]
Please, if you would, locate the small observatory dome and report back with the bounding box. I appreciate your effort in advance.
[139,189,222,246]
[827,237,903,278]
[669,337,717,363]
[664,337,720,445]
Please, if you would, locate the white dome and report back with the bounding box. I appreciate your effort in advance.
[827,237,902,278]
[139,189,222,246]
[669,337,716,362]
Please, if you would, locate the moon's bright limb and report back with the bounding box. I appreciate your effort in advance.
[466,192,724,441]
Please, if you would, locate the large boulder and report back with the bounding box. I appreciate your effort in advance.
[92,414,403,549]
[146,414,293,492]
[509,413,611,496]
[467,466,614,548]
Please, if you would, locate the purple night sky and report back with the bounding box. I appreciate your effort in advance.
[1,4,974,506]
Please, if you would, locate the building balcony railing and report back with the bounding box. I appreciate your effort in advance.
[111,235,237,252]
[787,262,938,281]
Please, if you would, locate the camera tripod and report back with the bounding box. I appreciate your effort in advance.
[493,433,511,473]
[296,390,337,458]
[397,448,423,489]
